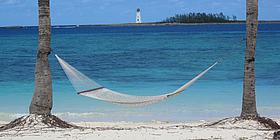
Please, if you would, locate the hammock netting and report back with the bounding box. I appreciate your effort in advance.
[55,54,217,106]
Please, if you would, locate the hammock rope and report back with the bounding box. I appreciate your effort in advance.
[55,54,217,105]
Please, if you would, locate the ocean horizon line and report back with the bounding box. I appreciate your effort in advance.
[1,20,280,28]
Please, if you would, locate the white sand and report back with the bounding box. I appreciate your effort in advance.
[0,118,279,140]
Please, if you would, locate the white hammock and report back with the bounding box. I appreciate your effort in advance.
[55,54,217,105]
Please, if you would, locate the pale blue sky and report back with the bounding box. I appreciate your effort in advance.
[0,0,279,26]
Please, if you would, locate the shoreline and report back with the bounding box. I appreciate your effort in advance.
[0,111,279,123]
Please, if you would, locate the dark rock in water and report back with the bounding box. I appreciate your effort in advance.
[274,131,280,140]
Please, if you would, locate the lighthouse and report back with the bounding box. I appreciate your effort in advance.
[136,8,142,23]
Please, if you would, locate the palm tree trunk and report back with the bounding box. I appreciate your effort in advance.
[29,0,52,115]
[241,0,258,118]
[0,0,80,131]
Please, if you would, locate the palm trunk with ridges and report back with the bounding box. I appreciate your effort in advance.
[241,0,258,118]
[29,0,52,115]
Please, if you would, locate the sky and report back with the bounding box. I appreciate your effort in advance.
[0,0,280,26]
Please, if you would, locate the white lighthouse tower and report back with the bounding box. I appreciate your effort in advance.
[136,8,142,23]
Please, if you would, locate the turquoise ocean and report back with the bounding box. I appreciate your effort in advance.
[0,24,279,122]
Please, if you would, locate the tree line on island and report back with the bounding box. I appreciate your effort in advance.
[162,12,238,23]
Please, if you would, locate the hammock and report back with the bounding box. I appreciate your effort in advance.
[55,54,217,105]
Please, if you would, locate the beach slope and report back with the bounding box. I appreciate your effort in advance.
[0,119,279,140]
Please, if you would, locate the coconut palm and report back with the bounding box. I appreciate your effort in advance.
[0,0,76,131]
[206,0,279,130]
[29,0,53,115]
[241,0,258,118]
[239,0,280,131]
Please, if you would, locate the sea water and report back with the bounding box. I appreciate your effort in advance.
[0,24,279,122]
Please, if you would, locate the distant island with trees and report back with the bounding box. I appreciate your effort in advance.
[162,12,238,23]
[1,12,280,28]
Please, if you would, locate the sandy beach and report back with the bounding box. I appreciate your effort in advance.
[0,117,279,140]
